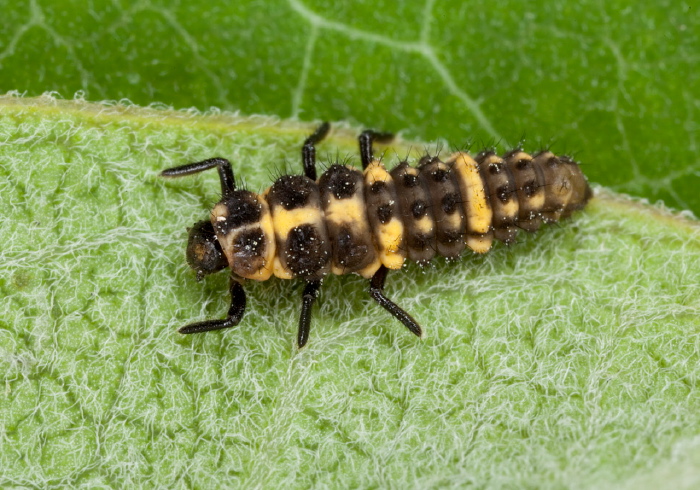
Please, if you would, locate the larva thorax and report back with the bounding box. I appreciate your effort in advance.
[209,149,592,282]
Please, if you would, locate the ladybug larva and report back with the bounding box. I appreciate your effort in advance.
[160,122,592,348]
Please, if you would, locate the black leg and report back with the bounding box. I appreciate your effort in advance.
[369,265,422,338]
[298,280,322,348]
[302,122,331,181]
[359,129,395,169]
[161,157,235,198]
[179,280,246,334]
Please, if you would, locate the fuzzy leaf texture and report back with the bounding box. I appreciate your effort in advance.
[1,96,699,488]
[0,0,698,214]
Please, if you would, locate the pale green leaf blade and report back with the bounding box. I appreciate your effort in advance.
[1,96,699,488]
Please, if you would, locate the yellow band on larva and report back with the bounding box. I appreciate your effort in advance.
[450,152,492,235]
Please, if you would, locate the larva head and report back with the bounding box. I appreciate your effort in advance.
[557,155,594,209]
[186,220,228,281]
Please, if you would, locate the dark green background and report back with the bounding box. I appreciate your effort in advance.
[1,0,698,213]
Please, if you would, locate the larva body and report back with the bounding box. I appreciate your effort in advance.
[161,123,592,347]
[215,151,590,280]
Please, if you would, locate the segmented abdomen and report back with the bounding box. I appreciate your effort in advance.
[210,150,592,281]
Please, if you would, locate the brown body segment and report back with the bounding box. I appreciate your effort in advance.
[419,157,466,258]
[363,160,406,270]
[476,152,520,245]
[503,150,544,233]
[390,161,437,264]
[265,174,331,280]
[319,165,380,277]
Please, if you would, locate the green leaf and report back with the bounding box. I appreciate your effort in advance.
[2,96,699,488]
[1,1,698,214]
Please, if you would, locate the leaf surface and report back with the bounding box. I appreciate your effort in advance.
[1,96,699,488]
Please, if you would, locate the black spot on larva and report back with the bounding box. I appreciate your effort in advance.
[403,173,419,188]
[524,180,538,197]
[441,192,458,214]
[432,168,449,182]
[335,226,369,270]
[489,163,502,174]
[370,181,386,194]
[233,227,265,257]
[217,191,261,233]
[408,233,431,251]
[269,175,314,210]
[320,165,357,199]
[547,156,560,167]
[515,159,530,170]
[231,228,267,277]
[438,229,461,245]
[285,224,328,276]
[497,185,511,203]
[411,200,428,218]
[230,228,267,277]
[377,204,393,224]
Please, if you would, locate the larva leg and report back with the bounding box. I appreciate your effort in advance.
[302,122,331,181]
[359,129,394,169]
[369,265,422,338]
[160,157,235,198]
[298,279,322,348]
[178,280,246,334]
